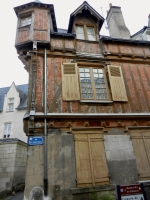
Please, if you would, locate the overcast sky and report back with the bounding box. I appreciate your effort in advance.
[0,0,150,88]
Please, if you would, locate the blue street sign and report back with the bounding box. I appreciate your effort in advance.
[28,137,43,146]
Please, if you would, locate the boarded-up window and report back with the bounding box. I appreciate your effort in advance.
[130,129,150,180]
[107,65,128,101]
[61,63,80,100]
[73,128,109,188]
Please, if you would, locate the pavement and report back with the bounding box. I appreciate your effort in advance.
[1,192,24,200]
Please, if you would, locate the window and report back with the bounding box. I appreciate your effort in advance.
[130,129,150,180]
[72,128,110,187]
[76,25,96,41]
[79,67,108,100]
[8,98,14,112]
[4,123,11,138]
[61,63,128,102]
[87,27,95,41]
[20,16,31,27]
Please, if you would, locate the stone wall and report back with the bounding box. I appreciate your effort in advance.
[0,139,27,192]
[104,132,139,185]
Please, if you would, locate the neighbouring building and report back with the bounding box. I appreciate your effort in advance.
[14,1,150,200]
[0,83,28,194]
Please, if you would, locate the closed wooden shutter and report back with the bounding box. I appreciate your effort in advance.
[74,133,109,188]
[61,63,80,100]
[130,130,150,180]
[107,65,128,101]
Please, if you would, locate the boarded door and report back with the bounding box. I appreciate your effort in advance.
[130,130,150,180]
[74,133,109,188]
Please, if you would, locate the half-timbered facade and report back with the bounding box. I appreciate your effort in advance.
[14,1,150,199]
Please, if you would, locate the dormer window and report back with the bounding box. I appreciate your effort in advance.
[76,25,96,41]
[8,98,14,112]
[21,16,31,27]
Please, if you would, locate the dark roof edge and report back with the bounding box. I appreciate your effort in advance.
[100,35,150,45]
[51,32,76,38]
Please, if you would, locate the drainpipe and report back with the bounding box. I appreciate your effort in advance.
[44,48,48,196]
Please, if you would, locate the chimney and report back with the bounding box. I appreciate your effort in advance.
[148,14,150,27]
[106,4,130,39]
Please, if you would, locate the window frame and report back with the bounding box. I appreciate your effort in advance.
[20,16,32,27]
[78,66,111,101]
[75,24,96,41]
[8,98,14,112]
[4,123,12,138]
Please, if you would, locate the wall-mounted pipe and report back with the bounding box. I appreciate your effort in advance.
[43,48,48,196]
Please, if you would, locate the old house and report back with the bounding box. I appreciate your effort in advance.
[0,83,28,194]
[14,1,150,199]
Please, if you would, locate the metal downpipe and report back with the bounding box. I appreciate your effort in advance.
[44,48,48,196]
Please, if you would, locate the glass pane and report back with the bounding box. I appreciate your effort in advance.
[87,27,95,41]
[100,84,106,88]
[21,19,26,26]
[99,74,104,78]
[81,83,86,87]
[79,68,84,72]
[87,89,92,93]
[82,94,87,99]
[85,73,90,77]
[100,78,104,83]
[9,98,14,103]
[76,26,84,34]
[88,94,93,99]
[80,73,84,77]
[80,78,85,82]
[100,89,106,93]
[85,68,89,72]
[93,69,97,73]
[87,83,92,88]
[96,89,100,93]
[9,104,14,111]
[94,74,98,78]
[98,69,103,73]
[86,78,91,82]
[77,33,85,40]
[81,88,86,93]
[95,84,100,88]
[87,28,94,34]
[28,17,31,24]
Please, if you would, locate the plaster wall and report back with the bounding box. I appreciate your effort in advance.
[0,83,27,143]
[104,132,139,185]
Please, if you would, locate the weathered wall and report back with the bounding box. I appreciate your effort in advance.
[0,140,27,192]
[24,130,76,200]
[16,7,50,44]
[35,53,150,114]
[104,132,139,185]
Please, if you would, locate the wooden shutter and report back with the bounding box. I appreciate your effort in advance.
[61,63,80,100]
[74,133,109,188]
[107,65,128,101]
[130,131,150,180]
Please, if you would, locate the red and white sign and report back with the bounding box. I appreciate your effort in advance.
[120,184,142,196]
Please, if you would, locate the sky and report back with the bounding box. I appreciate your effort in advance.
[0,0,150,88]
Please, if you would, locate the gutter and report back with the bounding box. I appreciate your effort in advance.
[43,49,48,196]
[24,112,150,120]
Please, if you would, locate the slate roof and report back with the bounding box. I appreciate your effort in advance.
[0,84,28,112]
